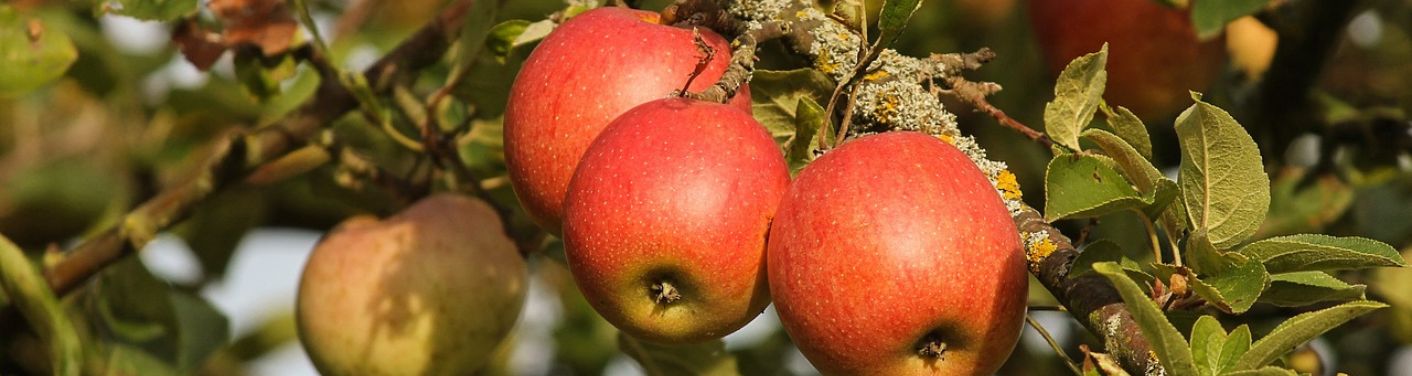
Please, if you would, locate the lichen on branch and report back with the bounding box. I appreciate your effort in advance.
[707,0,1165,374]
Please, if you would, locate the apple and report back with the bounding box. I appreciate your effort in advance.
[767,132,1027,375]
[504,7,751,234]
[296,194,527,375]
[1029,0,1225,118]
[561,98,788,343]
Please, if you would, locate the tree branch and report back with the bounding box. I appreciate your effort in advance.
[40,0,478,298]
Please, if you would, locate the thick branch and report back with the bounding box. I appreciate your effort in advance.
[41,0,478,298]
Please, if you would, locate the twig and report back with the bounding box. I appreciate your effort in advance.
[942,74,1057,149]
[39,0,480,298]
[1027,314,1083,376]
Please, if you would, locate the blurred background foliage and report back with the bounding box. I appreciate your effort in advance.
[1,0,1411,374]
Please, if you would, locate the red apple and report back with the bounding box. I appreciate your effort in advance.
[1029,0,1225,118]
[562,98,787,343]
[504,7,751,234]
[297,194,527,375]
[767,132,1027,375]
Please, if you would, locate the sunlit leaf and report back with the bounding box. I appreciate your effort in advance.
[875,0,924,47]
[1044,153,1147,221]
[1044,44,1108,151]
[750,69,836,145]
[785,97,828,175]
[1259,271,1366,307]
[99,0,197,21]
[0,8,78,97]
[1099,102,1152,160]
[1176,93,1269,250]
[618,333,739,376]
[1238,234,1405,273]
[1190,315,1227,376]
[1232,300,1387,371]
[1191,0,1269,40]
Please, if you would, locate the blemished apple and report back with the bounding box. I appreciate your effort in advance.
[296,194,527,375]
[562,98,788,344]
[1029,0,1225,118]
[767,132,1028,375]
[504,7,750,234]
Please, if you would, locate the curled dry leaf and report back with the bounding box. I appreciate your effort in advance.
[209,0,298,56]
[171,20,227,71]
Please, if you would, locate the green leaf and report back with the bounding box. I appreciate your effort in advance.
[750,69,836,146]
[99,0,197,21]
[1191,0,1268,40]
[0,8,78,97]
[170,292,230,370]
[1092,262,1200,376]
[1259,271,1365,307]
[0,234,83,376]
[1176,93,1270,250]
[1082,128,1162,194]
[1099,103,1152,160]
[1069,240,1151,284]
[785,97,827,175]
[1044,153,1148,221]
[1044,44,1108,151]
[1188,254,1269,314]
[486,19,555,61]
[1223,367,1297,376]
[174,191,266,278]
[454,0,501,69]
[83,258,231,373]
[1190,315,1228,376]
[618,333,739,376]
[1232,300,1387,371]
[875,0,924,47]
[1237,234,1405,274]
[1219,325,1252,373]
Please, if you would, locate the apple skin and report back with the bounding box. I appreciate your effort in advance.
[296,194,527,375]
[562,98,788,343]
[504,7,751,234]
[767,132,1027,375]
[1029,0,1225,118]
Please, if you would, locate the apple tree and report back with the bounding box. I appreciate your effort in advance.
[2,0,1411,375]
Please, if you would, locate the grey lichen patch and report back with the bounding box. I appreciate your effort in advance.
[852,80,957,136]
[726,0,794,22]
[872,49,934,83]
[726,0,1026,221]
[795,7,861,78]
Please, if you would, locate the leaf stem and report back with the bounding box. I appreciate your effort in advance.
[1133,209,1164,265]
[0,235,82,376]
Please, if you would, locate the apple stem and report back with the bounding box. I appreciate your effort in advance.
[676,28,715,98]
[650,281,682,305]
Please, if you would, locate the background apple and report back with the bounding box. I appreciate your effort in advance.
[767,132,1028,375]
[296,194,527,375]
[1029,0,1226,118]
[562,98,788,344]
[504,7,750,234]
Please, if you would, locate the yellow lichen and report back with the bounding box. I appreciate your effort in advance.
[936,133,955,145]
[863,70,890,82]
[1027,235,1058,273]
[995,169,1022,201]
[817,53,837,74]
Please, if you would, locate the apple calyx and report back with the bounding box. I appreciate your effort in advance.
[649,280,683,305]
[917,336,949,360]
